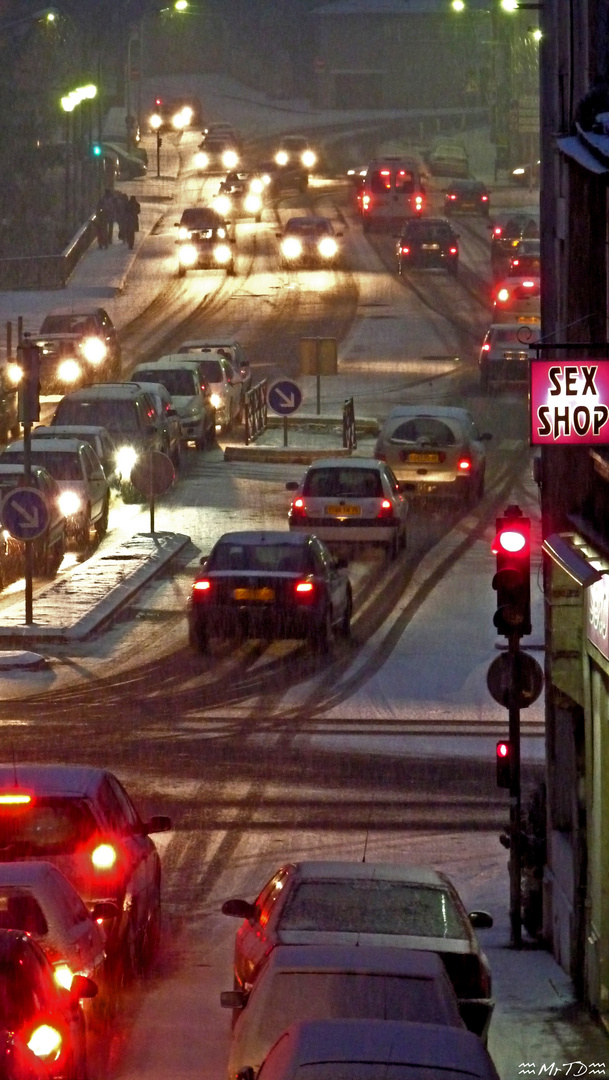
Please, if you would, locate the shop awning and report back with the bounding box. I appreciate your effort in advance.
[542,532,606,587]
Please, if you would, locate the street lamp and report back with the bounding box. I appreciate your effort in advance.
[61,83,98,233]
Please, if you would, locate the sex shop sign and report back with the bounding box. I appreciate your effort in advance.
[530,360,609,446]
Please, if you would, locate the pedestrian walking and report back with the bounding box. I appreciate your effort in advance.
[114,191,129,242]
[123,195,141,250]
[99,188,117,245]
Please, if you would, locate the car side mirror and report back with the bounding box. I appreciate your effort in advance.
[222,897,258,921]
[144,814,172,834]
[199,555,209,566]
[220,990,247,1010]
[469,910,494,929]
[286,481,299,491]
[70,975,98,1001]
[91,900,119,921]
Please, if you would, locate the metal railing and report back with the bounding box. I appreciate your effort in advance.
[342,396,357,451]
[244,380,268,445]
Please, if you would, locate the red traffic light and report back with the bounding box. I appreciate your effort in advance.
[492,528,527,554]
[497,740,509,759]
[496,740,510,787]
[492,506,531,637]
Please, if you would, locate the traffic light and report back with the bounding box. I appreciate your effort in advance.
[496,740,511,787]
[91,142,103,158]
[17,341,40,424]
[492,505,531,637]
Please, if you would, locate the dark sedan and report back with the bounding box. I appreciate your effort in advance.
[396,217,459,275]
[188,531,352,652]
[444,179,489,216]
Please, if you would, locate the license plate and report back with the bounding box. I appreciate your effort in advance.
[518,315,540,323]
[233,587,275,602]
[421,243,439,250]
[325,505,360,516]
[405,452,440,463]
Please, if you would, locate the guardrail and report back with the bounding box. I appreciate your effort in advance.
[0,215,97,291]
[244,380,268,445]
[342,397,357,451]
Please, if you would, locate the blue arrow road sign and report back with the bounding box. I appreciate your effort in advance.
[2,488,50,541]
[268,379,302,416]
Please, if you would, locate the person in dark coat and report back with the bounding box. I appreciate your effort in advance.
[99,188,118,245]
[123,195,141,250]
[114,191,129,242]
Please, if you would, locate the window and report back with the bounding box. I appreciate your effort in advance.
[97,779,132,834]
[0,797,96,855]
[303,468,382,498]
[369,169,392,194]
[389,418,457,446]
[394,169,415,194]
[107,775,140,831]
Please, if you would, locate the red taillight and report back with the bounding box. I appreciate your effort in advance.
[481,194,488,202]
[493,226,502,237]
[193,579,211,591]
[458,459,472,472]
[511,258,520,267]
[401,246,410,255]
[290,498,306,519]
[295,581,314,593]
[91,842,117,870]
[448,194,457,200]
[449,246,457,254]
[482,343,490,352]
[377,499,394,518]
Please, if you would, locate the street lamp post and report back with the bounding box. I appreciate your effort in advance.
[60,83,97,235]
[149,112,162,177]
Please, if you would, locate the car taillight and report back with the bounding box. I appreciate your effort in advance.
[91,842,117,870]
[511,258,520,267]
[449,246,458,254]
[482,343,490,352]
[458,458,472,472]
[493,226,502,237]
[481,194,488,202]
[415,195,423,210]
[401,246,410,255]
[448,194,457,200]
[377,499,394,518]
[27,1025,63,1061]
[53,963,74,991]
[362,194,370,209]
[290,498,306,518]
[295,582,314,593]
[193,579,211,592]
[0,792,32,805]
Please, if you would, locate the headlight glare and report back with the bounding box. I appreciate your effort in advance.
[81,336,107,364]
[179,244,198,266]
[58,490,82,517]
[210,393,222,409]
[57,359,81,383]
[319,237,338,258]
[116,445,137,479]
[282,236,302,259]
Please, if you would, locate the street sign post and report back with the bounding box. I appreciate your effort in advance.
[2,486,50,626]
[130,450,175,533]
[268,379,302,448]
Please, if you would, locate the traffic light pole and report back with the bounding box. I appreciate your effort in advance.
[508,632,522,949]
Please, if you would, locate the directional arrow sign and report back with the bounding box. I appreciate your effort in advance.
[268,378,302,416]
[1,487,50,541]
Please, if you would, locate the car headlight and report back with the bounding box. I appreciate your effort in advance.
[149,113,162,129]
[116,445,137,479]
[275,151,288,166]
[179,244,198,266]
[245,194,261,214]
[261,173,271,187]
[302,150,316,169]
[58,490,82,517]
[178,226,191,240]
[172,111,186,129]
[214,195,231,216]
[282,236,302,259]
[57,359,82,383]
[195,151,209,169]
[214,244,232,264]
[210,393,222,409]
[53,963,74,991]
[28,1025,62,1061]
[81,336,107,364]
[6,362,22,385]
[249,177,264,194]
[223,150,239,169]
[319,237,338,259]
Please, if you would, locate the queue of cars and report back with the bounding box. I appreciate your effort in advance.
[0,763,171,1078]
[219,860,497,1078]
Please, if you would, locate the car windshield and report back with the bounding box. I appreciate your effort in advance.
[1,451,81,482]
[303,469,383,499]
[136,370,195,396]
[388,418,459,446]
[0,797,96,857]
[180,211,219,229]
[54,399,140,434]
[208,542,312,574]
[259,973,451,1047]
[286,220,332,237]
[40,315,96,335]
[0,892,48,936]
[279,881,466,938]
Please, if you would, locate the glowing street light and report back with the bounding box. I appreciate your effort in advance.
[175,0,188,9]
[451,0,465,9]
[501,0,519,10]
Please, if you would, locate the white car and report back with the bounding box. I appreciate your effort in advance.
[172,344,243,429]
[131,361,217,451]
[479,322,541,393]
[286,457,407,558]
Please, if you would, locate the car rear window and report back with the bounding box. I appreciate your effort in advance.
[0,892,48,935]
[190,359,223,382]
[208,542,312,574]
[387,418,458,446]
[279,880,466,938]
[135,370,196,397]
[402,222,450,242]
[0,797,96,856]
[54,399,140,434]
[259,972,453,1046]
[492,329,540,346]
[1,451,82,482]
[303,469,383,499]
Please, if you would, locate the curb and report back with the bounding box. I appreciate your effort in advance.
[224,446,353,464]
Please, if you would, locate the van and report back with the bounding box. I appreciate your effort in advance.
[360,157,425,232]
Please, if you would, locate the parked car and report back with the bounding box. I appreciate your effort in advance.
[396,217,459,275]
[251,1019,500,1080]
[0,764,171,984]
[286,458,408,558]
[31,308,121,391]
[128,380,183,466]
[0,439,110,553]
[427,142,469,178]
[508,238,541,276]
[130,361,216,451]
[444,179,489,216]
[175,207,235,277]
[277,216,343,269]
[0,928,97,1080]
[188,531,352,653]
[479,322,541,393]
[492,275,541,324]
[173,345,243,429]
[51,383,166,486]
[32,425,119,489]
[221,945,465,1079]
[374,405,491,503]
[0,464,66,578]
[221,860,494,1040]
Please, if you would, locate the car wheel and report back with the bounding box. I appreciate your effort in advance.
[386,529,400,560]
[95,496,110,540]
[310,606,332,652]
[75,509,91,554]
[338,590,352,639]
[139,892,161,975]
[43,534,65,578]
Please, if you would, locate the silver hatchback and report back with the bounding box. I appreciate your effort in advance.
[374,406,491,504]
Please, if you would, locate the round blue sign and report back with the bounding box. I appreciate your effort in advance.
[2,488,50,541]
[268,379,302,416]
